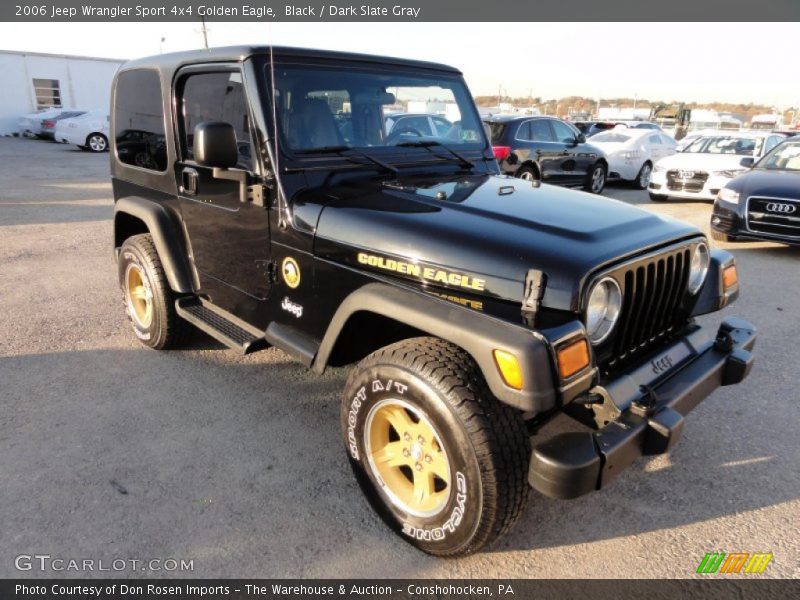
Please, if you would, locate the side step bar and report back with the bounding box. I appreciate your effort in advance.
[175,297,268,355]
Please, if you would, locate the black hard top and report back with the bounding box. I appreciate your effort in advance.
[120,45,462,75]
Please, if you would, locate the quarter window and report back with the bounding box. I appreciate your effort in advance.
[114,69,167,171]
[181,71,253,169]
[32,78,61,109]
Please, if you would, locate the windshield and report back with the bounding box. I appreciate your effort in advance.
[269,65,485,154]
[683,136,762,156]
[758,140,800,171]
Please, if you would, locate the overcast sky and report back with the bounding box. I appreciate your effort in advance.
[0,22,797,107]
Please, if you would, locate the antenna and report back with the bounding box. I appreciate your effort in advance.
[267,26,289,228]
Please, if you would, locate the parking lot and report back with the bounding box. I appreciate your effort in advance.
[1,136,798,578]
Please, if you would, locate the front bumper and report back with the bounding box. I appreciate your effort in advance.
[649,171,732,201]
[529,317,756,499]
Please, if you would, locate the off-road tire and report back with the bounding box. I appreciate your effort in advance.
[649,192,668,202]
[584,162,607,194]
[341,337,530,557]
[118,234,190,350]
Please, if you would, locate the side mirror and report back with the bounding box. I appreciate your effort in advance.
[576,133,586,144]
[739,156,755,168]
[194,121,238,168]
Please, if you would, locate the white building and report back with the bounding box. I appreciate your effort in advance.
[0,50,124,136]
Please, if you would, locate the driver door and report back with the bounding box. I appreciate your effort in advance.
[174,66,272,307]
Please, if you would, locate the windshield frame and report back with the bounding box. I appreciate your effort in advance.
[258,56,493,168]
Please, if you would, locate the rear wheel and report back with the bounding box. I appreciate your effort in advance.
[584,162,606,194]
[342,337,530,557]
[86,133,108,152]
[516,164,540,183]
[635,162,653,190]
[118,234,190,349]
[649,192,668,202]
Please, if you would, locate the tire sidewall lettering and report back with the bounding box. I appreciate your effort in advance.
[343,365,483,550]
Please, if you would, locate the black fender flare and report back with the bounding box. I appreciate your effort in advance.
[313,282,558,413]
[113,196,195,294]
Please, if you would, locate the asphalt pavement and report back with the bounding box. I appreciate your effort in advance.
[1,137,798,578]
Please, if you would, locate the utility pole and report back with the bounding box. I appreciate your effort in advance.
[199,16,209,49]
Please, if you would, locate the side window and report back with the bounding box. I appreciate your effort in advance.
[765,136,781,153]
[432,116,453,136]
[114,69,167,171]
[181,71,253,170]
[551,119,578,143]
[393,115,432,135]
[529,120,555,142]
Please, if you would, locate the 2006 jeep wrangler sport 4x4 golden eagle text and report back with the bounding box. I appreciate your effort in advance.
[111,46,755,556]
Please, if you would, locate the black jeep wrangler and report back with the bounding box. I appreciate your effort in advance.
[111,46,756,556]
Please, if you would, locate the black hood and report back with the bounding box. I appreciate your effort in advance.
[728,168,800,200]
[309,174,699,311]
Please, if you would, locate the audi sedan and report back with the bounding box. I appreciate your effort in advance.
[711,138,800,245]
[648,131,787,202]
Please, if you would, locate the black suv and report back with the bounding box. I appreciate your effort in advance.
[485,115,608,193]
[111,46,755,557]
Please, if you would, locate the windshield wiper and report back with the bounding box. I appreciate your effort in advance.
[296,146,398,175]
[396,140,474,170]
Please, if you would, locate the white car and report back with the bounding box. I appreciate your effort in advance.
[588,127,677,189]
[54,111,110,152]
[649,131,787,201]
[17,108,66,138]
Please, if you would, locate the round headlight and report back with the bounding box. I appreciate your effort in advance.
[688,242,710,294]
[585,277,622,345]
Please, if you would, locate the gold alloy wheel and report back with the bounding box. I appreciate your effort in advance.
[364,399,451,517]
[125,264,153,329]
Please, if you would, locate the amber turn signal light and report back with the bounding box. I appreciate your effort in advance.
[723,264,738,290]
[557,339,590,379]
[493,349,524,390]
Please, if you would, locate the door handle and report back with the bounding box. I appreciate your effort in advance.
[181,167,198,196]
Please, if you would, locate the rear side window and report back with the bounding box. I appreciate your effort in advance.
[114,69,166,171]
[530,119,555,142]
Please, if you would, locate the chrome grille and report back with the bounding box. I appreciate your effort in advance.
[747,197,800,239]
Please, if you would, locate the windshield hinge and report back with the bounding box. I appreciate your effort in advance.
[522,269,547,323]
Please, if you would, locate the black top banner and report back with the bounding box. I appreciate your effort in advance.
[3,0,800,21]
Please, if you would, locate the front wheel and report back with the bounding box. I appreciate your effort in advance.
[634,162,653,190]
[342,337,530,557]
[584,163,606,194]
[649,192,668,202]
